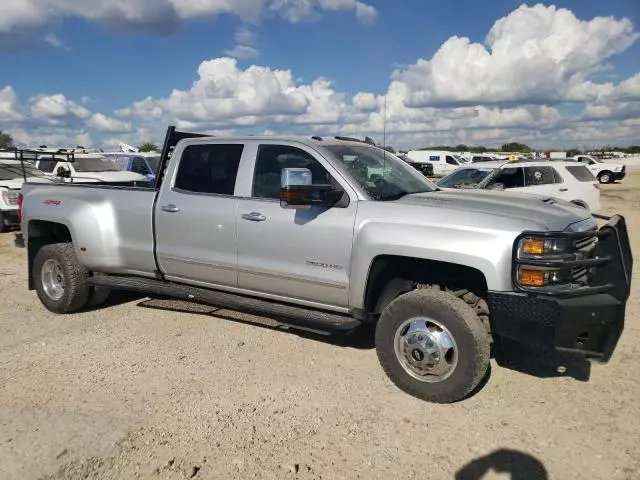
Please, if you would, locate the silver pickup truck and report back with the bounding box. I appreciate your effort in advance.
[17,127,633,403]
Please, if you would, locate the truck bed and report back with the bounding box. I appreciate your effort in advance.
[21,182,158,276]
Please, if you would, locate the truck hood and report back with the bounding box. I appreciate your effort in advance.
[72,171,147,183]
[399,189,592,231]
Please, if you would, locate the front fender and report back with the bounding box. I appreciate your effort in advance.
[348,220,517,309]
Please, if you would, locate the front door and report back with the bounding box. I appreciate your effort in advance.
[155,142,245,287]
[236,143,357,309]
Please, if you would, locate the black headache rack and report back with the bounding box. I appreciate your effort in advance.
[155,126,212,188]
[0,148,66,183]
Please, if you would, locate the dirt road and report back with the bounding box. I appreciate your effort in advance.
[1,178,639,480]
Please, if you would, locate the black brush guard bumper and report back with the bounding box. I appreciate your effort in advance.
[487,215,632,362]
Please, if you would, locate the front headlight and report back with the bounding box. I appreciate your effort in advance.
[517,237,573,258]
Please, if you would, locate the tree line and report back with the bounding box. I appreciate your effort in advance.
[1,131,639,155]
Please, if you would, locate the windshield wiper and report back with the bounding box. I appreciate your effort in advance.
[377,189,434,201]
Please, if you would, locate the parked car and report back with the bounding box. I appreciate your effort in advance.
[404,150,468,176]
[99,152,161,183]
[16,127,632,404]
[397,153,434,177]
[34,153,149,186]
[564,155,626,184]
[0,158,51,232]
[436,160,601,211]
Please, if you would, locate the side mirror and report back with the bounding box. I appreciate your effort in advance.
[280,167,342,209]
[56,166,71,178]
[489,182,506,191]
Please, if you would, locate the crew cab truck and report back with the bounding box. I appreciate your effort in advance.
[17,127,633,403]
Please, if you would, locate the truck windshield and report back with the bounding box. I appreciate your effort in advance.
[73,157,121,172]
[437,167,495,188]
[145,156,161,173]
[325,145,438,200]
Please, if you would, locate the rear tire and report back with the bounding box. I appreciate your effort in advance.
[598,171,613,184]
[375,289,490,403]
[33,243,90,314]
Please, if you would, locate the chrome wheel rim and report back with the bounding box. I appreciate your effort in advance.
[600,174,611,183]
[41,259,65,301]
[393,317,458,382]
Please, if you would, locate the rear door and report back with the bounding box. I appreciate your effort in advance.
[521,165,569,200]
[235,141,357,309]
[154,142,246,287]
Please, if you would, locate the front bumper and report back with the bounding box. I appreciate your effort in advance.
[488,215,632,362]
[614,169,626,181]
[1,209,19,226]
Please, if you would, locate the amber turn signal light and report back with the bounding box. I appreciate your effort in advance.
[519,269,545,287]
[521,238,545,255]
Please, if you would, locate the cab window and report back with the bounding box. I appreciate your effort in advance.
[445,155,459,166]
[252,145,332,200]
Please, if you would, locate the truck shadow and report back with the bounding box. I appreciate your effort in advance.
[135,297,376,350]
[93,295,591,379]
[456,449,548,480]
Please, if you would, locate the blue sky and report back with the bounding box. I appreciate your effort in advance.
[1,1,640,149]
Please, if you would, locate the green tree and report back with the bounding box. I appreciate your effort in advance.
[0,130,15,149]
[138,142,158,153]
[501,142,531,153]
[625,145,640,154]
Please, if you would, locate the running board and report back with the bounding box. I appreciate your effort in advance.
[89,274,360,333]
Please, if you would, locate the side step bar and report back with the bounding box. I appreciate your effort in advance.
[89,274,361,333]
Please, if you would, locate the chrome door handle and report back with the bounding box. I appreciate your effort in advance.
[241,212,266,222]
[558,188,568,192]
[160,204,180,213]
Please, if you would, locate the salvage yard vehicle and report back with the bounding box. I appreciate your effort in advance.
[34,151,150,186]
[404,150,467,176]
[0,151,55,232]
[565,155,626,184]
[436,160,601,211]
[16,127,633,403]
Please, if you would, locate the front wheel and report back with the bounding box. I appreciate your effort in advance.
[33,243,90,314]
[598,171,613,184]
[375,289,490,403]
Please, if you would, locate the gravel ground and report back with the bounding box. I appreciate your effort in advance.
[1,177,639,480]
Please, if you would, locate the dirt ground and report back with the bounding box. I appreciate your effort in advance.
[1,177,639,480]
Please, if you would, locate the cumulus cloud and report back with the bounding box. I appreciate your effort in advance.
[392,4,639,108]
[2,4,640,150]
[224,26,260,59]
[0,0,377,50]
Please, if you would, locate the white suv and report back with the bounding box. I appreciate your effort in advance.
[436,160,601,211]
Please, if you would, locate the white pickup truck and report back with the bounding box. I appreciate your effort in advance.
[16,127,633,403]
[568,155,626,184]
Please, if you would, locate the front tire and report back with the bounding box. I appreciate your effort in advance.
[598,171,613,184]
[33,243,90,314]
[0,211,7,233]
[375,289,490,403]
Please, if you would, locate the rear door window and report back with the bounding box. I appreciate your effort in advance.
[524,166,560,186]
[491,167,525,188]
[174,144,244,195]
[565,165,597,182]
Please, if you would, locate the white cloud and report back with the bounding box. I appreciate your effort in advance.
[2,5,640,151]
[224,44,260,59]
[30,94,92,121]
[224,25,260,59]
[0,0,377,50]
[0,86,25,122]
[43,33,70,50]
[86,113,134,133]
[392,4,639,108]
